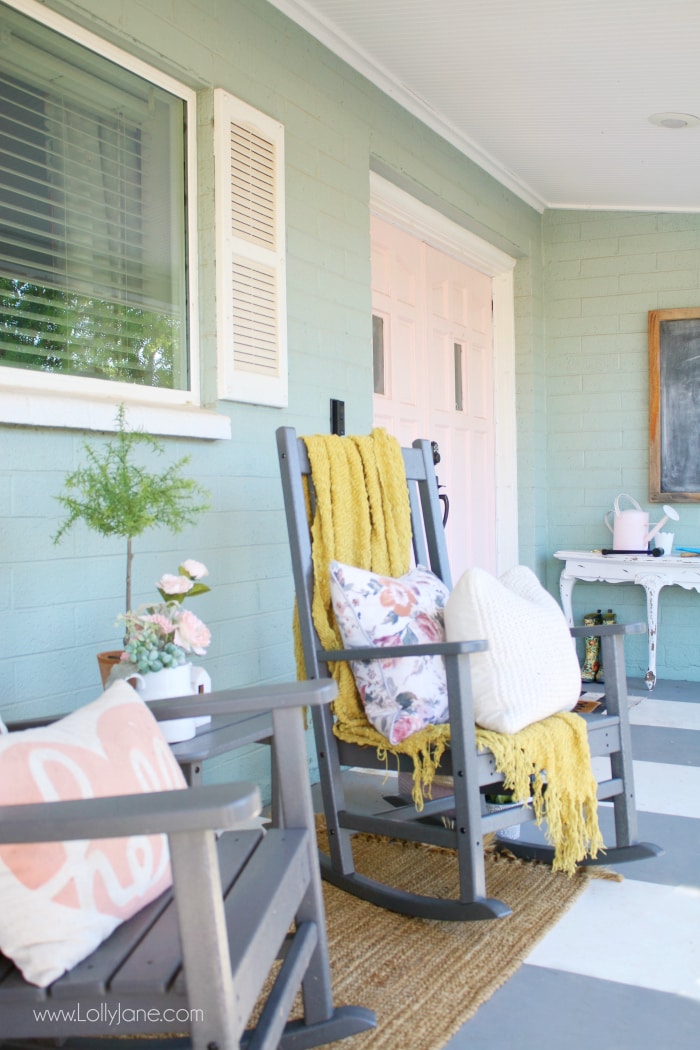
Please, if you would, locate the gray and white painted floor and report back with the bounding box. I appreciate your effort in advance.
[314,677,700,1048]
[444,676,700,1050]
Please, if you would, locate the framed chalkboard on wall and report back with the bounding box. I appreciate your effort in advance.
[649,307,700,501]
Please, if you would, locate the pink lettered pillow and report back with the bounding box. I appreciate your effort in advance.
[0,680,187,987]
[329,561,450,744]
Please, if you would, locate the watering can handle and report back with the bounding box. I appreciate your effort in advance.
[614,493,643,514]
[606,493,644,534]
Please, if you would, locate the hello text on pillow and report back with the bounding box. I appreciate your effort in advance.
[0,680,187,987]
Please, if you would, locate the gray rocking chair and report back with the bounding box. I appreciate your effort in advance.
[276,425,662,923]
[0,681,376,1049]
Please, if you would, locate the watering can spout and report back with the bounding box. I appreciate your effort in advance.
[647,504,680,542]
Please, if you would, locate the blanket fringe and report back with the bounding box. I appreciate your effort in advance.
[477,712,604,875]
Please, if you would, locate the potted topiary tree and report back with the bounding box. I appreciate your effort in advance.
[53,406,211,684]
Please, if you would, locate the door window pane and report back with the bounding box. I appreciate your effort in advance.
[454,342,464,411]
[373,314,385,395]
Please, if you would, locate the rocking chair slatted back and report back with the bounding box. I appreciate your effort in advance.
[283,435,452,678]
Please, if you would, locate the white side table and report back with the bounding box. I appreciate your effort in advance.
[554,549,700,689]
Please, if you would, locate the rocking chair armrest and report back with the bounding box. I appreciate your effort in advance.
[147,679,338,720]
[0,782,261,844]
[3,683,337,734]
[1,715,55,731]
[569,621,647,639]
[318,639,488,663]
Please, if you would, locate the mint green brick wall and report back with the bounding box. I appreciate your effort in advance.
[1,0,544,794]
[5,2,699,812]
[514,254,548,577]
[544,211,700,680]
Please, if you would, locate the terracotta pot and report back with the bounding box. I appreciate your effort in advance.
[97,650,125,688]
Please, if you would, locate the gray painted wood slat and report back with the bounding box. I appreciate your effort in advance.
[174,830,309,1013]
[111,831,263,995]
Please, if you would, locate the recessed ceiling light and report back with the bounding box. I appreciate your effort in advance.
[648,112,700,129]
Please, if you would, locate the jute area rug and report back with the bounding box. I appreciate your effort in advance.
[315,821,610,1050]
[125,821,615,1048]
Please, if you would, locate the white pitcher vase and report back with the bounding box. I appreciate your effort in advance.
[128,663,212,743]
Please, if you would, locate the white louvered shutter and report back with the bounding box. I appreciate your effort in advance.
[214,90,287,406]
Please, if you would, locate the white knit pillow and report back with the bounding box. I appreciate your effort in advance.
[444,566,580,734]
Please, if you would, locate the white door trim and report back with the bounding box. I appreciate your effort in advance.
[370,173,519,572]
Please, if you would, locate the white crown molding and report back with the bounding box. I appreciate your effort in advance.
[370,174,516,275]
[266,0,546,213]
[550,200,700,214]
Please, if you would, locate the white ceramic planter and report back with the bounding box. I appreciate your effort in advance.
[129,663,212,743]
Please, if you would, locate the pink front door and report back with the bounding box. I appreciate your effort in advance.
[372,215,496,578]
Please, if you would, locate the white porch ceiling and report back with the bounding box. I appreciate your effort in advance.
[266,0,700,213]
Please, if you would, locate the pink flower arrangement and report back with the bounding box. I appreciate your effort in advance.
[174,608,211,656]
[157,559,210,603]
[119,560,212,674]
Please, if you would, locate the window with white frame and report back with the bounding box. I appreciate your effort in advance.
[0,0,198,405]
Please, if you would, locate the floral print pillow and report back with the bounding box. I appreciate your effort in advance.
[329,561,450,744]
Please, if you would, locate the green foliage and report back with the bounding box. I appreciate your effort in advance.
[123,623,186,674]
[53,408,207,543]
[53,406,210,611]
[0,278,180,386]
[165,579,210,601]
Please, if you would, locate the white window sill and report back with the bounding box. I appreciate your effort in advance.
[0,388,231,440]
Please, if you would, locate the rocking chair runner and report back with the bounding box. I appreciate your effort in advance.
[0,681,376,1049]
[276,425,662,923]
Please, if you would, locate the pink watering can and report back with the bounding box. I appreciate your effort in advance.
[604,493,679,551]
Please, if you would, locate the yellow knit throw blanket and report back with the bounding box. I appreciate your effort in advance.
[295,430,603,875]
